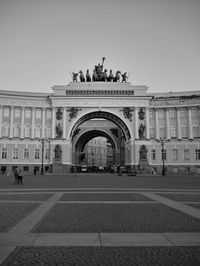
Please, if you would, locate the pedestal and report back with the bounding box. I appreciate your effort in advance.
[139,159,152,174]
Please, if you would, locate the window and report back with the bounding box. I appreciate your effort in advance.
[45,126,51,138]
[13,148,18,159]
[23,166,29,172]
[15,108,20,118]
[180,109,187,118]
[13,124,20,138]
[196,149,200,160]
[191,108,198,118]
[25,109,31,119]
[149,110,154,119]
[169,109,176,119]
[159,127,165,138]
[24,124,31,138]
[24,148,29,159]
[36,109,41,119]
[35,149,40,159]
[184,149,189,160]
[172,149,178,160]
[158,109,165,119]
[45,148,50,159]
[2,124,9,137]
[181,126,188,138]
[150,127,155,138]
[170,127,176,138]
[172,167,179,173]
[35,125,41,138]
[46,110,52,120]
[3,107,9,117]
[2,148,7,159]
[193,126,199,138]
[151,149,156,160]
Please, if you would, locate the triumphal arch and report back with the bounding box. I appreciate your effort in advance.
[0,59,200,175]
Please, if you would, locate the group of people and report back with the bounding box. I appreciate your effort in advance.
[13,167,24,184]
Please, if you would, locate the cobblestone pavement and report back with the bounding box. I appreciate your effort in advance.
[1,246,200,266]
[0,174,200,265]
[0,203,39,232]
[32,202,200,233]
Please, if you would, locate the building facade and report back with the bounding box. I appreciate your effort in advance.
[0,82,200,175]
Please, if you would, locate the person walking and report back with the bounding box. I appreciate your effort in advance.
[17,168,23,185]
[13,167,18,185]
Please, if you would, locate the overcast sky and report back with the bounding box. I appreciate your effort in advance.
[0,0,199,93]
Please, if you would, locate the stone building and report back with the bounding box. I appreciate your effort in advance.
[0,82,200,175]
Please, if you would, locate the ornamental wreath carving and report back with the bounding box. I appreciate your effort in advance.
[138,107,145,120]
[67,107,82,121]
[56,108,63,120]
[120,107,135,121]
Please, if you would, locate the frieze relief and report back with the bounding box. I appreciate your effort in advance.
[0,97,50,108]
[150,97,200,107]
[65,90,135,97]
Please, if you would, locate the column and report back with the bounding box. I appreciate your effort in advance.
[31,107,35,139]
[42,107,46,138]
[0,106,2,138]
[165,109,170,139]
[134,107,139,139]
[20,107,25,139]
[52,107,56,139]
[188,107,193,139]
[63,107,66,139]
[9,106,14,138]
[145,107,150,139]
[176,108,182,139]
[155,109,159,139]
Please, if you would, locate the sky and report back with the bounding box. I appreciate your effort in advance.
[0,0,200,93]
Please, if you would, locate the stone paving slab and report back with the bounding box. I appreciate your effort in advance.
[156,193,200,202]
[60,192,152,201]
[0,203,39,232]
[0,193,53,201]
[163,233,200,246]
[1,246,200,266]
[31,203,200,233]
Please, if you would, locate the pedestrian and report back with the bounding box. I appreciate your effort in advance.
[34,168,37,176]
[13,167,18,185]
[17,168,23,184]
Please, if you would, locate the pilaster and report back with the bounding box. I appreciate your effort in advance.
[134,107,139,139]
[42,107,46,138]
[145,107,150,139]
[188,107,193,140]
[31,107,35,139]
[155,109,159,139]
[165,109,170,139]
[9,106,14,138]
[63,107,67,139]
[176,108,182,140]
[20,107,25,139]
[52,107,56,139]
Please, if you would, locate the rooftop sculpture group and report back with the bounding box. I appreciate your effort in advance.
[71,57,129,83]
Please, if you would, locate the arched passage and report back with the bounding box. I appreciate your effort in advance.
[70,111,131,142]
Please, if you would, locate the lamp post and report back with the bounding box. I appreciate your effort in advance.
[39,138,50,175]
[156,138,169,176]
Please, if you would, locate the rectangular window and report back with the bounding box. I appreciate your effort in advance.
[159,127,165,138]
[191,108,198,118]
[45,149,50,159]
[172,149,178,160]
[184,149,189,160]
[35,148,40,159]
[23,166,29,172]
[46,109,52,120]
[149,110,154,119]
[196,149,200,160]
[158,109,165,119]
[193,126,199,138]
[25,109,31,119]
[181,126,188,138]
[3,107,10,117]
[169,109,176,119]
[150,127,155,138]
[14,108,21,118]
[151,149,156,160]
[180,109,187,118]
[36,109,41,119]
[13,148,18,159]
[170,127,176,138]
[2,148,7,159]
[24,148,29,159]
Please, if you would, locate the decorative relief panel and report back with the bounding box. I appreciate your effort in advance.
[65,90,135,97]
[150,96,200,107]
[120,107,135,121]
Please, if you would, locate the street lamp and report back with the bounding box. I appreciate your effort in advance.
[39,138,51,175]
[156,138,169,176]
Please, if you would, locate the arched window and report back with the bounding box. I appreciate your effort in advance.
[24,124,31,138]
[35,125,41,138]
[45,125,52,138]
[13,124,20,138]
[3,123,9,137]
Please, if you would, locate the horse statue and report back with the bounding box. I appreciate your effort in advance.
[113,71,121,82]
[92,69,98,81]
[101,69,108,81]
[107,70,114,82]
[79,70,85,82]
[86,69,91,82]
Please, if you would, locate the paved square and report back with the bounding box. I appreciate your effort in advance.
[0,174,200,265]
